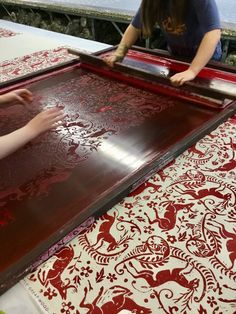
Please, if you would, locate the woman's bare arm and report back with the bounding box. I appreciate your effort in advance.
[170,29,221,86]
[0,107,64,160]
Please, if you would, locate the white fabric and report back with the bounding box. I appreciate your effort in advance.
[0,283,44,314]
[0,32,61,63]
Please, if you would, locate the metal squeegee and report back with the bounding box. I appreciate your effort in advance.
[69,48,236,109]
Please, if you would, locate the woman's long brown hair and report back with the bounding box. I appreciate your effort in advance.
[141,0,188,37]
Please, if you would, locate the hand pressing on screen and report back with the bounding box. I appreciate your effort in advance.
[0,107,64,160]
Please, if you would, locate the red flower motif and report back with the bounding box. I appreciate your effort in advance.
[80,266,93,277]
[147,201,157,208]
[106,273,117,282]
[124,203,133,209]
[207,296,217,308]
[43,287,57,300]
[167,235,177,244]
[61,302,75,314]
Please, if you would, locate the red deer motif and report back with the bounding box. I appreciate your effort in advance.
[91,213,131,252]
[188,143,206,158]
[145,201,194,231]
[207,138,236,172]
[38,245,76,299]
[126,262,199,291]
[210,152,236,172]
[154,160,175,182]
[208,221,236,270]
[91,213,117,251]
[129,181,161,197]
[79,285,152,313]
[176,185,232,206]
[186,237,216,258]
[186,213,221,259]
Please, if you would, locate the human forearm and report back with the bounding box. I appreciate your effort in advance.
[120,24,141,48]
[189,29,221,75]
[0,107,64,160]
[170,29,221,86]
[113,25,141,62]
[0,125,35,159]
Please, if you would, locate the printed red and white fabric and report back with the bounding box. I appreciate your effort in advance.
[22,115,236,313]
[0,47,84,84]
[0,28,20,38]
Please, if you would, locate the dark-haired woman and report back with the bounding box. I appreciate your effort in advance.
[106,0,222,86]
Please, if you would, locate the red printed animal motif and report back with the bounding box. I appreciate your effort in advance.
[64,124,116,157]
[91,213,131,252]
[91,213,117,251]
[212,153,236,172]
[145,201,194,231]
[38,245,76,299]
[176,184,232,206]
[211,156,236,172]
[186,236,217,259]
[186,213,222,259]
[79,285,152,313]
[208,221,236,270]
[207,138,236,172]
[157,160,175,182]
[188,143,206,158]
[84,128,116,138]
[129,181,161,197]
[126,262,199,291]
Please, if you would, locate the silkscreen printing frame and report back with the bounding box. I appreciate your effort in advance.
[0,46,235,294]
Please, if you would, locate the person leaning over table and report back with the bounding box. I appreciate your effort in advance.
[0,89,64,160]
[105,0,222,86]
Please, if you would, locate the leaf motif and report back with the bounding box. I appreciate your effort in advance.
[189,213,197,219]
[178,231,187,242]
[96,267,105,283]
[73,275,81,285]
[198,305,207,314]
[67,265,74,270]
[136,216,145,222]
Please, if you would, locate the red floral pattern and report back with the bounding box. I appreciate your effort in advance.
[23,115,236,313]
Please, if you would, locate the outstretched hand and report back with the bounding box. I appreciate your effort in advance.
[26,107,64,137]
[0,107,64,160]
[0,89,33,106]
[170,69,197,86]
